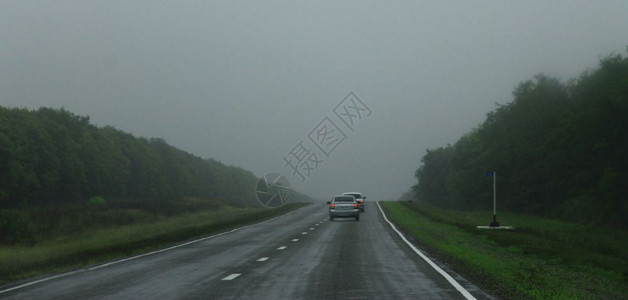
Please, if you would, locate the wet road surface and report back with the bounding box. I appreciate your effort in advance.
[0,202,493,299]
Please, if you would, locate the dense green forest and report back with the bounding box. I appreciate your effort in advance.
[0,107,317,245]
[0,107,258,208]
[413,53,628,228]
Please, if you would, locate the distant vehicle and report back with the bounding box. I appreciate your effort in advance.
[343,192,366,212]
[328,195,359,221]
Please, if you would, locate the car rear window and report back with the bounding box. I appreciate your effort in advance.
[334,197,354,202]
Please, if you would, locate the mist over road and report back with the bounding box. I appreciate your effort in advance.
[0,203,491,299]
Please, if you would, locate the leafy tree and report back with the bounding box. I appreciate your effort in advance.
[413,52,628,228]
[413,146,454,207]
[0,107,259,210]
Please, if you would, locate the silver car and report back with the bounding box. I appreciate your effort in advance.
[343,192,366,212]
[328,195,360,221]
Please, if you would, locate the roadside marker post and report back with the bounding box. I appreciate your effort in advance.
[477,171,513,230]
[489,171,499,227]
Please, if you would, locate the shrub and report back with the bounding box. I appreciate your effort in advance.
[87,196,107,208]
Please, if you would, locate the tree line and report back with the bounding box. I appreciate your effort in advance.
[0,107,258,208]
[413,52,627,228]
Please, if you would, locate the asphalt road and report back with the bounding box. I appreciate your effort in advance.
[0,202,492,299]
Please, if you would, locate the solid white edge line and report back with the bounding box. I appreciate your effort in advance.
[221,273,241,281]
[376,201,476,300]
[0,270,87,295]
[0,205,307,295]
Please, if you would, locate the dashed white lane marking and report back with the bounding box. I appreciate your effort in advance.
[222,273,241,281]
[309,228,315,230]
[257,257,270,262]
[292,239,299,242]
[301,232,308,235]
[376,201,477,300]
[0,207,307,295]
[277,246,287,250]
[315,224,320,226]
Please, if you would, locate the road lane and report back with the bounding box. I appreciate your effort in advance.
[0,202,492,299]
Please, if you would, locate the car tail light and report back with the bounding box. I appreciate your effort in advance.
[353,203,358,208]
[330,204,335,209]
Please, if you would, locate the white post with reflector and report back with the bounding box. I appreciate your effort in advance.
[491,171,499,227]
[477,171,513,230]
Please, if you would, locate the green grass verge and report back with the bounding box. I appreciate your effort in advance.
[0,203,307,286]
[380,201,628,300]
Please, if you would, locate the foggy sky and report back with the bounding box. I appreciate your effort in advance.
[2,1,627,201]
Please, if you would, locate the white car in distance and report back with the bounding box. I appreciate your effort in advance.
[343,192,366,212]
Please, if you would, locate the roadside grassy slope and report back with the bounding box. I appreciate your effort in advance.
[380,201,628,299]
[0,203,306,286]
